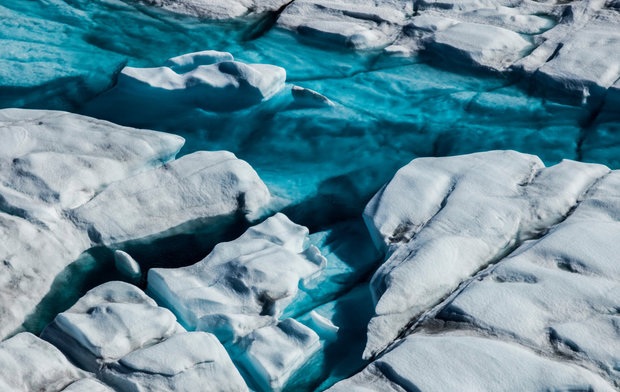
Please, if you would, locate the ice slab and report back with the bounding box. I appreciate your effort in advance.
[236,318,320,391]
[437,171,620,383]
[328,335,616,391]
[41,281,184,372]
[0,332,92,392]
[362,151,609,358]
[102,332,247,392]
[72,150,270,246]
[147,213,325,341]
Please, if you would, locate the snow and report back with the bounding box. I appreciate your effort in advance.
[147,213,326,342]
[0,332,90,392]
[362,151,609,358]
[72,150,271,246]
[102,332,248,392]
[236,319,320,391]
[328,334,616,391]
[41,281,183,372]
[62,379,113,392]
[437,171,620,383]
[113,250,141,282]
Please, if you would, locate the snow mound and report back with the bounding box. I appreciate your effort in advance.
[41,281,184,372]
[362,151,609,358]
[148,213,326,341]
[72,150,270,245]
[102,332,248,391]
[236,319,320,391]
[328,335,616,391]
[0,332,93,392]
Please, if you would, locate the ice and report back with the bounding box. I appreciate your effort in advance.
[113,250,141,282]
[437,171,620,383]
[85,51,287,123]
[235,318,320,391]
[147,213,326,342]
[328,335,616,391]
[102,332,248,392]
[72,150,270,246]
[143,0,291,19]
[41,281,183,372]
[62,379,113,392]
[362,151,609,358]
[429,22,533,70]
[0,332,93,392]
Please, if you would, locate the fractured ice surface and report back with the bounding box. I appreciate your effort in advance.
[102,332,248,392]
[437,170,620,382]
[328,335,616,391]
[362,150,609,358]
[87,50,286,122]
[41,281,183,372]
[236,318,320,391]
[147,213,325,341]
[0,332,97,392]
[0,109,270,340]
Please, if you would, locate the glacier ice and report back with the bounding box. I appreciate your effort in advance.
[327,335,616,391]
[362,150,609,358]
[0,109,270,340]
[101,332,248,392]
[147,213,325,341]
[0,332,99,392]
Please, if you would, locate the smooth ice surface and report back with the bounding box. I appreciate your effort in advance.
[362,151,609,358]
[102,332,248,392]
[41,281,183,372]
[0,332,89,392]
[147,213,325,341]
[328,335,616,391]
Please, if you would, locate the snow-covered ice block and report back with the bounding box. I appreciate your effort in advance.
[438,170,620,382]
[328,335,616,391]
[0,109,183,210]
[102,332,247,392]
[278,0,410,50]
[62,379,114,392]
[0,109,184,339]
[362,151,609,358]
[143,0,291,19]
[90,51,286,118]
[236,319,320,391]
[429,22,533,70]
[41,281,183,372]
[148,213,326,341]
[0,332,91,392]
[72,150,270,245]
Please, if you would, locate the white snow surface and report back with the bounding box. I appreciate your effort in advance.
[438,170,620,383]
[237,318,320,391]
[102,332,248,392]
[143,0,620,100]
[95,50,286,115]
[73,150,270,245]
[0,332,92,392]
[0,109,270,341]
[148,213,326,342]
[327,334,616,391]
[362,151,609,358]
[41,281,184,372]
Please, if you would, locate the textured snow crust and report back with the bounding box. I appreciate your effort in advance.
[148,213,326,341]
[0,109,270,340]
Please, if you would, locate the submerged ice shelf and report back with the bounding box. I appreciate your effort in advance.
[1,0,619,391]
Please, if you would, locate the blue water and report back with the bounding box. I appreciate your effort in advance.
[2,0,619,390]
